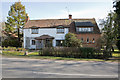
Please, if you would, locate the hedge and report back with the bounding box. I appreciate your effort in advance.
[39,47,103,59]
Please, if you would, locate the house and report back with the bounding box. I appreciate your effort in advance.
[23,15,101,49]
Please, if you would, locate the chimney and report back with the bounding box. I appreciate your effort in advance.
[26,13,29,22]
[69,14,72,20]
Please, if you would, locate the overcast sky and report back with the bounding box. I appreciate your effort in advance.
[1,0,113,24]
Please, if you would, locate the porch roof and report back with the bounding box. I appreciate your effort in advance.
[34,35,54,40]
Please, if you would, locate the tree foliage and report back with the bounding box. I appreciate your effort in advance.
[100,12,118,58]
[65,32,82,47]
[5,2,27,46]
[113,1,120,50]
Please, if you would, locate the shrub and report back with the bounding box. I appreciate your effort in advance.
[39,47,103,59]
[2,38,22,47]
[65,32,82,47]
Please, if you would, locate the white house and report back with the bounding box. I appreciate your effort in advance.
[23,15,101,49]
[23,26,69,49]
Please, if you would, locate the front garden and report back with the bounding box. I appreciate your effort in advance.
[1,47,120,62]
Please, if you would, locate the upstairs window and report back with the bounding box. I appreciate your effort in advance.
[57,26,64,33]
[31,29,38,34]
[77,27,93,32]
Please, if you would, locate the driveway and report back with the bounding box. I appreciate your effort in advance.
[2,57,118,78]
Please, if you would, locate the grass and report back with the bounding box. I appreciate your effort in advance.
[1,50,120,62]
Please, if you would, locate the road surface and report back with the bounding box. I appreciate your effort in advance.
[2,57,118,78]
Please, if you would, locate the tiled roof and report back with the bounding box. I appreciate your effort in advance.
[24,18,100,34]
[24,18,96,28]
[24,19,72,28]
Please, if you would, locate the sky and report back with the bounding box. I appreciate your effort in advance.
[1,1,113,23]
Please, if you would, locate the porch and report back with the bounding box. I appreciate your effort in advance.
[34,35,54,49]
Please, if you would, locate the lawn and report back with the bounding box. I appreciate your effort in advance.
[1,50,120,62]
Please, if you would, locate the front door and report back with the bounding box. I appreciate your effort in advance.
[36,40,42,49]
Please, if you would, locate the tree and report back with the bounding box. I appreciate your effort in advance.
[100,12,118,58]
[65,32,82,47]
[113,1,120,50]
[5,2,27,47]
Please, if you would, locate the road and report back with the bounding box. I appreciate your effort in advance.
[2,57,118,78]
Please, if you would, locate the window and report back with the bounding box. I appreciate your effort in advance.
[32,40,36,45]
[56,40,64,46]
[81,38,83,43]
[57,26,64,33]
[87,38,89,43]
[92,38,95,43]
[31,29,38,34]
[77,27,93,32]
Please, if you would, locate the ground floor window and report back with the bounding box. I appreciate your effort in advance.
[56,40,64,46]
[87,38,89,43]
[92,38,95,43]
[32,40,36,45]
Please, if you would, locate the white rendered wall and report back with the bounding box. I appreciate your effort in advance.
[24,28,69,49]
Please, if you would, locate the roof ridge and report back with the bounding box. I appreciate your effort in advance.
[29,18,95,21]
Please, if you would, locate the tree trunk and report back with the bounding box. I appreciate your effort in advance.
[18,28,20,47]
[111,46,114,52]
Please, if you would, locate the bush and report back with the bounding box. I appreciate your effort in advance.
[2,38,22,47]
[65,32,82,47]
[39,47,103,59]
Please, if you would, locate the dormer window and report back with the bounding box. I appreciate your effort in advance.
[75,21,94,33]
[32,29,38,34]
[57,26,64,33]
[31,26,38,34]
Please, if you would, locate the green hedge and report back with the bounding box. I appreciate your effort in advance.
[39,47,103,59]
[2,38,22,47]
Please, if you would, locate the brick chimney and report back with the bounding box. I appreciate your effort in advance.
[26,13,29,22]
[69,14,72,20]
